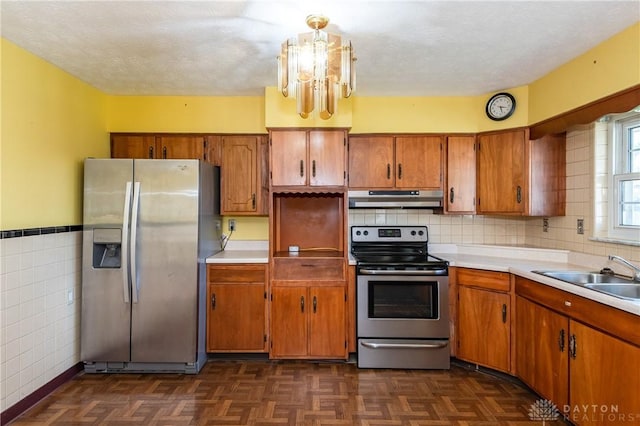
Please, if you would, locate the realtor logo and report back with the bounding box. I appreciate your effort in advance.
[529,398,561,423]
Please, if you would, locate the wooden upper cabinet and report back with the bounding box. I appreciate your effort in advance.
[221,135,268,215]
[348,135,443,190]
[348,136,395,188]
[157,136,205,160]
[477,128,565,216]
[270,129,347,188]
[445,135,476,214]
[477,129,526,214]
[395,136,442,189]
[111,134,156,159]
[110,134,206,161]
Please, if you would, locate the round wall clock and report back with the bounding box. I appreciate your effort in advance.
[486,92,516,121]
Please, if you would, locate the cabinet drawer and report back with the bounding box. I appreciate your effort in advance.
[207,264,266,283]
[457,268,510,292]
[272,258,345,281]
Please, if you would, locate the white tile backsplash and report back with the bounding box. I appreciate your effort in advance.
[0,231,81,412]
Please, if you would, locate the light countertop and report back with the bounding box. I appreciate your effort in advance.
[206,242,640,316]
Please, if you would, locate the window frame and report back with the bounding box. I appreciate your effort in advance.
[607,111,640,242]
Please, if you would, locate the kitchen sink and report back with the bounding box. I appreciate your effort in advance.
[584,283,640,301]
[533,270,640,300]
[533,270,635,284]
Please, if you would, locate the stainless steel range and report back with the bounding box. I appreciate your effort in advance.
[351,226,450,369]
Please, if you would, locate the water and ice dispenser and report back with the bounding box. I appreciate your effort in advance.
[92,228,122,268]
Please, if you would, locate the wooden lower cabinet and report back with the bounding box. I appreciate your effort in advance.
[206,264,267,352]
[515,296,569,406]
[516,277,640,425]
[456,268,512,373]
[270,285,347,359]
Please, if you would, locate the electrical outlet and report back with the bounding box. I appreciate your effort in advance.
[67,289,74,305]
[542,218,549,232]
[228,219,236,232]
[577,218,584,235]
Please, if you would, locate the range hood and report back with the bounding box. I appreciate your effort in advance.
[348,190,444,209]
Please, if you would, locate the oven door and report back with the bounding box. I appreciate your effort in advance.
[357,271,449,339]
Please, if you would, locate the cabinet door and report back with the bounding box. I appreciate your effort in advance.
[270,131,307,186]
[569,320,640,424]
[516,296,569,408]
[477,130,525,214]
[111,135,156,159]
[270,286,308,358]
[221,136,259,214]
[457,286,510,372]
[207,284,266,351]
[348,136,395,188]
[157,136,205,160]
[395,136,442,189]
[308,286,346,358]
[309,130,345,186]
[446,136,476,213]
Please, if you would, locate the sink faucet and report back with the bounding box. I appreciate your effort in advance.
[608,255,640,282]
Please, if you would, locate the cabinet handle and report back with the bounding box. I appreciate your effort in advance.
[516,186,522,203]
[558,328,565,352]
[312,160,316,178]
[501,304,507,323]
[449,187,455,203]
[211,293,216,310]
[569,334,577,359]
[148,146,154,159]
[398,164,403,180]
[313,296,317,313]
[386,163,391,180]
[162,146,167,159]
[251,193,256,209]
[300,296,305,313]
[299,160,304,177]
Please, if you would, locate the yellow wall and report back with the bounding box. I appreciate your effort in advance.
[1,38,108,229]
[2,21,638,233]
[107,95,266,133]
[529,22,640,124]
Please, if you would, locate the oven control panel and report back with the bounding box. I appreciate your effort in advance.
[351,226,428,242]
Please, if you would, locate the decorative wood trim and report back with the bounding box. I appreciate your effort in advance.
[529,85,640,139]
[1,362,83,425]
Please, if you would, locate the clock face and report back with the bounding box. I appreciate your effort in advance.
[486,92,516,121]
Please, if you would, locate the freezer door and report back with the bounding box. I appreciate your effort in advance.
[81,158,133,362]
[130,160,200,363]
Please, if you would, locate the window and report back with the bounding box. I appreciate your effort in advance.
[608,111,640,242]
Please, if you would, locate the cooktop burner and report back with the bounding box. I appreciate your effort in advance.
[350,226,448,270]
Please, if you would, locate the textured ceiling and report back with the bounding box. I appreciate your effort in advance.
[1,1,638,97]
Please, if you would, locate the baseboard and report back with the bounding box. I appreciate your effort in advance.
[1,362,83,425]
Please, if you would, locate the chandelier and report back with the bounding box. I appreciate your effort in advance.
[277,15,356,119]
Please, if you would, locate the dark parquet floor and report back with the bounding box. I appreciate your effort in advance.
[9,360,543,425]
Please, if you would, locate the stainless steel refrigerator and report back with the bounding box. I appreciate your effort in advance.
[81,158,221,374]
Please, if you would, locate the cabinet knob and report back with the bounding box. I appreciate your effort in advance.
[450,187,455,204]
[299,160,304,177]
[398,164,403,180]
[386,163,391,180]
[516,186,522,203]
[300,296,305,313]
[148,146,154,159]
[211,293,216,310]
[313,296,317,313]
[558,328,565,352]
[252,193,256,209]
[501,304,507,323]
[312,160,316,178]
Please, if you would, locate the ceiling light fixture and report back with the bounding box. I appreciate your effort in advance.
[277,15,356,119]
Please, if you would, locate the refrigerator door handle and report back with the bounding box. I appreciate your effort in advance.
[121,181,133,303]
[130,181,141,303]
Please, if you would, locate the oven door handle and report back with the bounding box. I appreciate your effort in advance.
[359,269,446,276]
[360,341,449,350]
